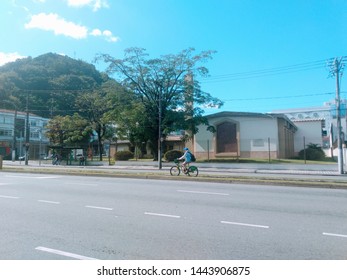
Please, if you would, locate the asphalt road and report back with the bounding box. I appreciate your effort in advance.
[0,171,346,260]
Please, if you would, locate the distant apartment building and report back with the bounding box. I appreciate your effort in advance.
[0,109,49,159]
[271,99,347,155]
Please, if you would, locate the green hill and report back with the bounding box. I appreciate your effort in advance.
[0,53,108,118]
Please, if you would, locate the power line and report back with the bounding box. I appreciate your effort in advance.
[201,59,330,83]
[221,91,334,102]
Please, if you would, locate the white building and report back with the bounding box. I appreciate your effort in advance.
[293,119,324,152]
[272,99,347,156]
[192,111,297,160]
[0,109,49,160]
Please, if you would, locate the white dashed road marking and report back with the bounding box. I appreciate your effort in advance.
[38,200,60,204]
[221,220,270,229]
[35,246,98,260]
[323,232,347,238]
[85,205,113,211]
[144,212,181,219]
[4,175,60,179]
[0,195,19,199]
[177,190,229,196]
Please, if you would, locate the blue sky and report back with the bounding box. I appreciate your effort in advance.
[1,0,346,114]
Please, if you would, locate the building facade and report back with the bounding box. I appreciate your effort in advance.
[193,111,297,160]
[272,99,347,156]
[0,109,49,160]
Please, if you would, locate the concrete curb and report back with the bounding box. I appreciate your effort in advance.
[2,165,347,190]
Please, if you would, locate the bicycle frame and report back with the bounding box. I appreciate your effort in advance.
[174,159,189,170]
[171,159,198,177]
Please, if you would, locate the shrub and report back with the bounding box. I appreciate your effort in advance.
[298,143,326,161]
[115,150,134,161]
[164,150,183,162]
[142,154,154,160]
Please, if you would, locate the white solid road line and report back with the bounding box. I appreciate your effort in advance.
[35,246,98,260]
[85,205,113,211]
[0,195,19,199]
[38,200,60,204]
[144,212,181,219]
[221,220,270,229]
[177,190,229,196]
[323,232,347,238]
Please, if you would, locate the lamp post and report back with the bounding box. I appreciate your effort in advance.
[158,93,162,169]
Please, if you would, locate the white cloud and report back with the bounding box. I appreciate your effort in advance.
[90,28,120,42]
[11,0,29,12]
[102,30,119,42]
[24,13,119,42]
[102,30,112,37]
[25,13,88,39]
[0,52,26,66]
[66,0,109,11]
[90,28,102,36]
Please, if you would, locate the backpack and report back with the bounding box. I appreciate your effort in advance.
[189,152,196,162]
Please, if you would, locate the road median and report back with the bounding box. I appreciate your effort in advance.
[2,163,347,189]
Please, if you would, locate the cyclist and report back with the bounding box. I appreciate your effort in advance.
[178,147,192,173]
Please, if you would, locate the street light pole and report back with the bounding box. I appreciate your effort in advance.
[158,93,162,169]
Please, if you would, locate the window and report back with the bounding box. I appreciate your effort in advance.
[253,139,264,147]
[0,129,13,137]
[30,131,40,139]
[4,117,13,124]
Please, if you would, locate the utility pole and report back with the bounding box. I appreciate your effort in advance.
[25,92,30,166]
[328,57,346,174]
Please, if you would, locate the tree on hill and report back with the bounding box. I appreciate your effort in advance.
[0,53,130,159]
[0,53,105,118]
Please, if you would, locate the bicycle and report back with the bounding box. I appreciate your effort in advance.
[170,159,199,177]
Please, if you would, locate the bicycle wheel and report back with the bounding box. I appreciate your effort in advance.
[187,166,199,177]
[170,166,180,176]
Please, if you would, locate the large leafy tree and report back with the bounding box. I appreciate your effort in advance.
[103,89,147,152]
[45,113,93,147]
[96,48,223,160]
[75,77,127,160]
